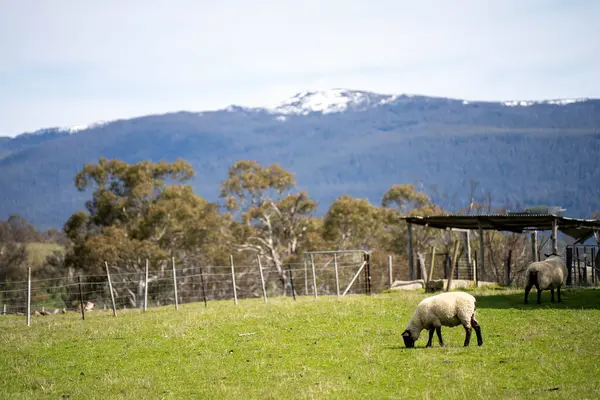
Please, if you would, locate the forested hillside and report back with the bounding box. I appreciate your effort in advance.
[1,90,599,229]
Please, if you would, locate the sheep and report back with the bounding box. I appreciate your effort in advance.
[524,254,567,304]
[401,291,483,348]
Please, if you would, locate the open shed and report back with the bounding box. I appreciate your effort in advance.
[402,214,600,285]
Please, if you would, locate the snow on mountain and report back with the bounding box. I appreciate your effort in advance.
[503,98,589,107]
[264,89,592,116]
[269,89,398,116]
[12,89,596,137]
[17,121,108,138]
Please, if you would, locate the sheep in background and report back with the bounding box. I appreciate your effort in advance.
[524,254,567,304]
[401,291,483,348]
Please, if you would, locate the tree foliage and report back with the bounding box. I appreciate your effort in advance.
[64,158,229,274]
[323,195,391,251]
[220,161,317,284]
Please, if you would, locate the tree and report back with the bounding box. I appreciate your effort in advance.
[381,184,444,256]
[64,158,230,307]
[0,215,41,243]
[323,195,391,250]
[381,184,430,214]
[71,157,194,230]
[220,161,317,287]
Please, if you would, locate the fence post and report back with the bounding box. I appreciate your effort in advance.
[257,255,268,303]
[26,267,31,326]
[310,253,318,300]
[566,246,573,286]
[417,252,428,282]
[407,222,415,280]
[288,265,296,301]
[78,276,85,320]
[230,255,238,305]
[428,247,436,284]
[387,255,393,289]
[531,231,539,262]
[200,267,207,307]
[464,231,473,282]
[333,254,340,297]
[3,304,6,315]
[478,221,484,285]
[304,258,309,295]
[105,261,118,317]
[552,219,559,255]
[144,259,149,312]
[171,257,179,310]
[446,240,460,292]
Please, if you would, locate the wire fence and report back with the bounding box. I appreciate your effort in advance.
[0,253,409,324]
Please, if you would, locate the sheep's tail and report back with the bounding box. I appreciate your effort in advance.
[527,270,539,286]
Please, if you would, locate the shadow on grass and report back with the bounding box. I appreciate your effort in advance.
[475,288,600,310]
[383,345,430,351]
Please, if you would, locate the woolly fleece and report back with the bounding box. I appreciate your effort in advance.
[404,291,476,342]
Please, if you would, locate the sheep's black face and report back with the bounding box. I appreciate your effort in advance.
[402,330,415,348]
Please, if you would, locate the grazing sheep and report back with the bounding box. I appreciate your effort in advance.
[524,254,567,304]
[401,291,483,348]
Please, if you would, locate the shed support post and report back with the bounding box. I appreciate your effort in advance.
[463,231,473,281]
[552,219,559,255]
[478,221,484,286]
[531,231,539,262]
[566,246,573,286]
[407,222,414,281]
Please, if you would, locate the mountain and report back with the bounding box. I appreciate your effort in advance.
[1,89,599,230]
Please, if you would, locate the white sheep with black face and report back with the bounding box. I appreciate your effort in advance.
[401,291,483,348]
[524,254,567,304]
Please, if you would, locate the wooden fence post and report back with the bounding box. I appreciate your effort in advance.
[407,222,415,280]
[387,255,393,289]
[257,255,268,303]
[230,255,238,305]
[304,258,309,295]
[78,276,85,320]
[552,219,559,255]
[26,267,31,326]
[417,252,428,282]
[310,253,318,299]
[428,247,436,283]
[478,221,484,285]
[199,268,207,307]
[333,254,340,297]
[105,261,117,317]
[171,257,179,310]
[446,240,460,292]
[531,231,539,262]
[288,265,296,301]
[464,231,474,283]
[504,249,512,285]
[144,259,149,312]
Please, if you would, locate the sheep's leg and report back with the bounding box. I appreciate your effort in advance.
[426,328,435,348]
[524,283,533,304]
[536,284,542,304]
[463,326,472,347]
[557,286,562,303]
[550,288,555,303]
[472,315,483,346]
[435,327,444,347]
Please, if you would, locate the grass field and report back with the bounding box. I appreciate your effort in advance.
[1,288,600,399]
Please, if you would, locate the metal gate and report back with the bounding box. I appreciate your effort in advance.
[303,250,372,297]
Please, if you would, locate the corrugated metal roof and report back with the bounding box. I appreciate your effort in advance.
[402,214,600,242]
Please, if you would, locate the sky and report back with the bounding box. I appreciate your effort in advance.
[1,0,599,136]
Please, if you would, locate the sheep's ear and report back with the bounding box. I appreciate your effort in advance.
[402,330,410,337]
